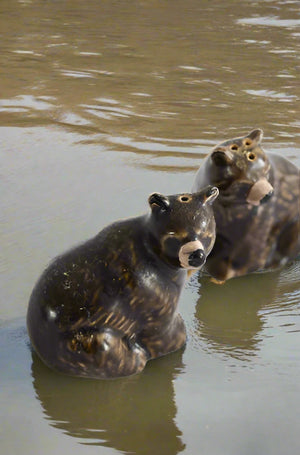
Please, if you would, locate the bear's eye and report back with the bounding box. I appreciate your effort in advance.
[163,236,181,255]
[244,139,252,147]
[247,151,256,161]
[230,144,238,151]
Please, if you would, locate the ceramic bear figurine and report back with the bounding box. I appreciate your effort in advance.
[192,129,300,282]
[27,186,219,378]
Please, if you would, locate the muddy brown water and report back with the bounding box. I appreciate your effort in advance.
[0,1,299,454]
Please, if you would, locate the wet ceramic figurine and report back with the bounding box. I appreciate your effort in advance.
[27,186,218,378]
[192,129,300,282]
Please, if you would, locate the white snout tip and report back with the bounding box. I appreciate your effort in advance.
[179,240,205,269]
[247,178,273,206]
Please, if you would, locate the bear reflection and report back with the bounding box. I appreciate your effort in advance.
[31,350,185,455]
[194,271,280,359]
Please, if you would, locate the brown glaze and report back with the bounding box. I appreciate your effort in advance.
[192,129,300,282]
[27,186,218,378]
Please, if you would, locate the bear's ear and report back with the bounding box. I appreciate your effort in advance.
[246,129,263,144]
[211,147,233,167]
[202,186,219,205]
[148,193,170,212]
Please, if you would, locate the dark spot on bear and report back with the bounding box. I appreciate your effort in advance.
[164,237,181,256]
[231,248,250,269]
[212,151,230,167]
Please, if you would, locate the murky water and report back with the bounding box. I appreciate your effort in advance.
[0,1,299,454]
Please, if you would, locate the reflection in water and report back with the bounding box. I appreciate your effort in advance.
[31,350,185,454]
[267,261,300,313]
[193,265,300,360]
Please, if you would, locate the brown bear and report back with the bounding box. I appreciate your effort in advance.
[27,186,218,378]
[192,129,300,283]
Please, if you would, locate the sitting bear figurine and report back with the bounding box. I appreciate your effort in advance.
[192,129,300,282]
[27,186,218,378]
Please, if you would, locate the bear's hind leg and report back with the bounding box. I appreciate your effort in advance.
[94,329,149,378]
[56,328,149,379]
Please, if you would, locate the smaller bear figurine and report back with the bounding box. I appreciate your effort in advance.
[27,186,218,379]
[192,129,300,282]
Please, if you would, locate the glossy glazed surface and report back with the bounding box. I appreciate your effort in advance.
[27,188,217,378]
[193,130,300,281]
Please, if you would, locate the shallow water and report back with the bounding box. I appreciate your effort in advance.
[0,1,299,454]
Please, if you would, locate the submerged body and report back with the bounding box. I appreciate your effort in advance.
[27,187,218,378]
[192,129,300,282]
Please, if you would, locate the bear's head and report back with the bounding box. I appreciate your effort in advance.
[208,129,274,206]
[148,186,219,270]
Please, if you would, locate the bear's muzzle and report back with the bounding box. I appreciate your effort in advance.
[179,240,206,269]
[246,178,274,206]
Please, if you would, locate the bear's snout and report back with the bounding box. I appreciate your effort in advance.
[188,249,206,267]
[246,178,274,206]
[178,240,207,269]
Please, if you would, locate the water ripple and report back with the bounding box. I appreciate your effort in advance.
[0,95,54,112]
[60,69,95,79]
[244,89,297,102]
[237,16,300,28]
[106,136,207,156]
[81,103,149,120]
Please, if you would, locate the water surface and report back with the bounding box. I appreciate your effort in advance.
[0,1,299,454]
